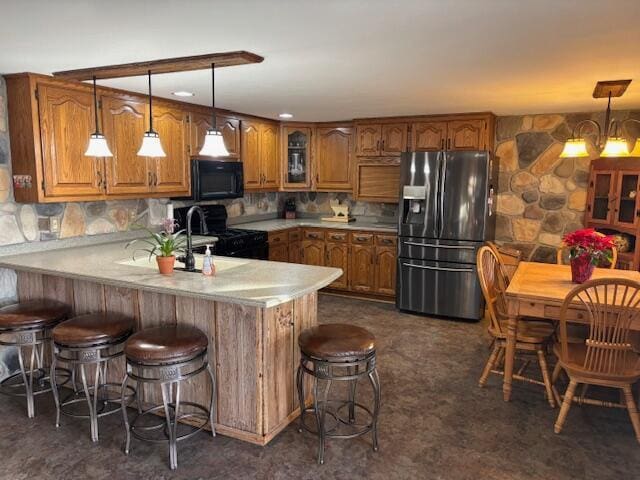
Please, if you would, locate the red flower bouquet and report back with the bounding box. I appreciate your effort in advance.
[561,228,615,283]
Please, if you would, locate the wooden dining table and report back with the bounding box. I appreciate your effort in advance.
[502,261,640,402]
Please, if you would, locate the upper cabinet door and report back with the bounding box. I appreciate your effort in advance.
[191,113,240,159]
[260,123,280,189]
[282,127,312,190]
[316,127,354,191]
[152,106,190,195]
[217,115,241,158]
[411,121,447,151]
[381,123,407,155]
[447,119,485,150]
[101,95,150,195]
[586,170,616,225]
[37,83,104,197]
[356,124,382,156]
[242,121,262,190]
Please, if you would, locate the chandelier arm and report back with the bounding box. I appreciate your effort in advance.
[574,119,602,147]
[620,118,640,137]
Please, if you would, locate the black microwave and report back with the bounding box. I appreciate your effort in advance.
[187,158,244,201]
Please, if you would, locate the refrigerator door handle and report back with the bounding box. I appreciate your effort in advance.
[439,153,447,238]
[433,153,441,236]
[402,262,474,273]
[404,241,475,250]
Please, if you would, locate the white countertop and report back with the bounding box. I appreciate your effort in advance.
[0,240,342,308]
[233,218,398,233]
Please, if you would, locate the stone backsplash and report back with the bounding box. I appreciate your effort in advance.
[292,192,398,219]
[495,110,640,262]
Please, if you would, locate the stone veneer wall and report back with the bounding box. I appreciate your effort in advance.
[495,110,640,262]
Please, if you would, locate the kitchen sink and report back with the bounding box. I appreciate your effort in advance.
[117,255,249,274]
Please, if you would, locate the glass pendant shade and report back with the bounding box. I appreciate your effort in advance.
[559,138,589,158]
[601,137,630,157]
[84,133,113,157]
[137,131,166,157]
[199,129,229,157]
[629,139,640,157]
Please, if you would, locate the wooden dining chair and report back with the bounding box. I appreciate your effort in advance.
[556,245,618,269]
[477,245,556,407]
[553,278,640,444]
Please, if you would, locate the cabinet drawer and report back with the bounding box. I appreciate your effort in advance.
[375,235,397,247]
[544,306,588,323]
[304,229,325,241]
[288,229,302,242]
[326,230,348,243]
[268,230,288,245]
[351,232,374,245]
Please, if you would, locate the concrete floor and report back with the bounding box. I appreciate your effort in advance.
[1,294,639,480]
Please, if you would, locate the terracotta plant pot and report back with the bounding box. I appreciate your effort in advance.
[570,254,594,284]
[156,255,176,275]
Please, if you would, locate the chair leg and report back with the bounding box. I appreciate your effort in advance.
[551,362,563,406]
[622,385,640,444]
[479,343,501,387]
[554,379,578,434]
[536,350,555,408]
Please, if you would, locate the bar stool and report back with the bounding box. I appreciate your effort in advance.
[121,325,216,470]
[50,312,136,442]
[297,323,381,464]
[0,300,71,418]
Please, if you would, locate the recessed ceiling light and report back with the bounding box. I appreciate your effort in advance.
[172,91,194,97]
[279,113,293,119]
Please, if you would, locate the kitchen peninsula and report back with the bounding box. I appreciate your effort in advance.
[0,240,341,445]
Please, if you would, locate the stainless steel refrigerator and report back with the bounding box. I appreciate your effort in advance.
[396,151,496,320]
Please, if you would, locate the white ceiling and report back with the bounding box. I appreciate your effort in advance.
[1,0,639,121]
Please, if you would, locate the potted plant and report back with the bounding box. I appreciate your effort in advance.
[126,218,186,275]
[561,228,615,283]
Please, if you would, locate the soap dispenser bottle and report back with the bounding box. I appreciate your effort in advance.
[202,245,215,276]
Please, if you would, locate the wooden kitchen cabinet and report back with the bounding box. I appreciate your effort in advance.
[447,119,486,150]
[242,120,280,191]
[410,121,448,151]
[325,241,349,290]
[350,243,375,293]
[355,158,401,203]
[315,126,354,191]
[281,126,313,190]
[269,243,289,262]
[356,123,407,157]
[261,124,280,189]
[289,241,302,263]
[374,235,397,296]
[152,105,190,195]
[101,95,150,195]
[301,240,325,267]
[37,82,104,197]
[5,73,193,202]
[190,112,240,159]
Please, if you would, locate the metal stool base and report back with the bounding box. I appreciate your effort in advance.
[121,350,216,470]
[297,352,381,464]
[51,336,135,442]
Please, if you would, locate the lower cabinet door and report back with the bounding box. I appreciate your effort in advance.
[350,244,375,292]
[289,241,302,264]
[269,243,289,262]
[301,240,325,266]
[325,242,349,290]
[375,246,397,296]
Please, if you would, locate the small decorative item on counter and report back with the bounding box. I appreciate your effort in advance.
[126,218,186,275]
[202,245,215,276]
[561,228,615,283]
[285,197,296,219]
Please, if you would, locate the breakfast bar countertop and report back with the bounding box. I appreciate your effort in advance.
[0,240,342,308]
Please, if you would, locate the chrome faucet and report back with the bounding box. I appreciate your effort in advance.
[177,205,207,272]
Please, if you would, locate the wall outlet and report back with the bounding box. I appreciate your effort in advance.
[50,217,60,233]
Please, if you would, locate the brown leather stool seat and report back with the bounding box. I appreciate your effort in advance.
[53,313,134,346]
[0,299,71,331]
[125,325,208,365]
[298,323,376,360]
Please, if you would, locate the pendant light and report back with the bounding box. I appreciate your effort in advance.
[137,70,166,157]
[199,63,230,157]
[84,76,113,157]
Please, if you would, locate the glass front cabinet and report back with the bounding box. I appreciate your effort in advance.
[585,158,640,270]
[281,126,313,190]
